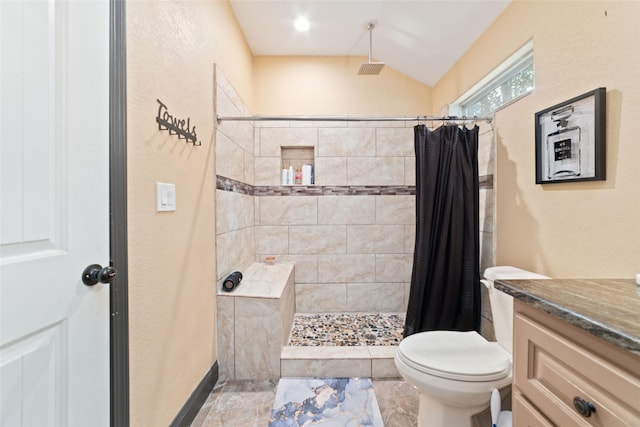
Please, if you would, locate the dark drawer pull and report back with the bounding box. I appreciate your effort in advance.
[573,396,596,418]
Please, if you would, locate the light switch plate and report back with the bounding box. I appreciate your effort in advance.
[156,182,176,212]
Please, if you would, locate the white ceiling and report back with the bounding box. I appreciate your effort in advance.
[229,0,511,86]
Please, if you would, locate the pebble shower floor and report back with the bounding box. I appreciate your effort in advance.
[287,313,405,346]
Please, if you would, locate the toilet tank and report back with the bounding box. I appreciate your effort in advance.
[482,266,550,354]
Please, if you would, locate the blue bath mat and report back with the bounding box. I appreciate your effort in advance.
[268,378,383,427]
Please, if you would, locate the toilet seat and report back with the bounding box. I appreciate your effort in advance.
[397,331,511,382]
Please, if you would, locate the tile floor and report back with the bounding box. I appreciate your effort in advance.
[193,312,418,425]
[287,313,405,347]
[193,312,504,426]
[190,378,418,427]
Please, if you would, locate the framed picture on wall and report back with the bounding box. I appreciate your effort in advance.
[535,87,606,184]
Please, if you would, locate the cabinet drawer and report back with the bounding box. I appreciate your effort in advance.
[513,390,554,427]
[514,312,640,426]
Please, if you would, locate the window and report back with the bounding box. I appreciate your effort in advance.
[452,40,534,117]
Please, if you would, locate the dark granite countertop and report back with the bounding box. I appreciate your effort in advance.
[495,278,640,356]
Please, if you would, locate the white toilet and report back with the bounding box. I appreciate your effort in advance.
[394,266,549,427]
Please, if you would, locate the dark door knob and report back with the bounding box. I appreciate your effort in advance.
[82,264,117,286]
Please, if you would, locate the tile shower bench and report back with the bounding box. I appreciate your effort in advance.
[216,263,295,380]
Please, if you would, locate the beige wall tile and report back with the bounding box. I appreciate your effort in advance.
[404,225,415,254]
[254,157,281,186]
[479,188,495,233]
[295,283,347,312]
[375,254,413,283]
[260,127,317,157]
[290,121,348,128]
[280,358,371,378]
[281,147,314,170]
[480,231,494,274]
[234,298,281,379]
[318,196,375,225]
[216,227,255,281]
[263,254,318,283]
[478,128,495,176]
[314,157,347,185]
[480,316,496,342]
[233,120,255,155]
[318,254,376,283]
[257,196,317,225]
[254,128,260,156]
[255,226,289,254]
[404,157,416,186]
[346,283,405,312]
[371,358,401,379]
[347,120,407,128]
[254,197,260,226]
[215,69,251,117]
[376,128,413,156]
[216,295,235,381]
[216,89,253,153]
[289,225,347,254]
[367,346,397,359]
[280,276,296,345]
[281,346,371,359]
[215,82,242,116]
[347,225,404,254]
[215,130,245,182]
[244,151,255,185]
[347,157,405,185]
[480,284,492,322]
[404,282,411,311]
[318,128,375,157]
[376,195,415,225]
[478,120,496,272]
[236,263,294,298]
[254,120,289,128]
[215,190,254,234]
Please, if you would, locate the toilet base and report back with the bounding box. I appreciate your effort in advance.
[417,393,485,427]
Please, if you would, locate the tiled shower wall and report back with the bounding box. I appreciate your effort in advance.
[215,67,255,284]
[215,66,496,318]
[254,121,416,313]
[478,126,497,340]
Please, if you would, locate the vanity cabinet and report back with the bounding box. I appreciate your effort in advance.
[512,301,640,427]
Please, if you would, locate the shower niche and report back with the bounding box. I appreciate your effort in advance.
[281,146,314,185]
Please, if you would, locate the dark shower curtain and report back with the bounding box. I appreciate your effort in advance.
[403,124,481,337]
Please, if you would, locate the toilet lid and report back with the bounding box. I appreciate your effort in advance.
[397,331,511,382]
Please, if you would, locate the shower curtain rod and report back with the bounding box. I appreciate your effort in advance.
[216,114,493,124]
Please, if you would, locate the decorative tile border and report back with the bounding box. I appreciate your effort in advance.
[254,185,417,196]
[216,174,493,197]
[480,174,493,189]
[216,175,253,195]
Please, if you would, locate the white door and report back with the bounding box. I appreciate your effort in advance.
[0,0,111,426]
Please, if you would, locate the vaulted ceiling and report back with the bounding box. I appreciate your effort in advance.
[230,0,511,86]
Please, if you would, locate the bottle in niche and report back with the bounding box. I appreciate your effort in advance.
[546,105,581,179]
[294,168,302,185]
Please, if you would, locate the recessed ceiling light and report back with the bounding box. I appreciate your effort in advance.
[294,17,310,32]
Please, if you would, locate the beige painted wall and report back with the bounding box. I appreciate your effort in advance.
[253,56,432,115]
[126,1,252,425]
[434,0,640,278]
